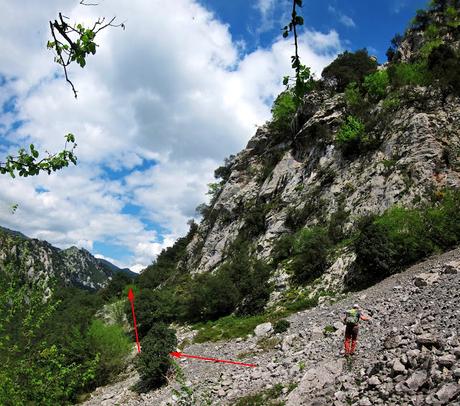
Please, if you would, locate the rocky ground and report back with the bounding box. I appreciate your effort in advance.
[82,248,460,406]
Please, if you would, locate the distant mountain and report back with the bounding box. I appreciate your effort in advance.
[0,226,137,291]
[96,257,139,279]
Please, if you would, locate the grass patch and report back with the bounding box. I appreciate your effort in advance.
[232,383,285,406]
[193,314,266,343]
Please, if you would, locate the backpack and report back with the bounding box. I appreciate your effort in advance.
[345,309,360,325]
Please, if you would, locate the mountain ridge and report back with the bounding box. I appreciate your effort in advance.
[0,225,137,290]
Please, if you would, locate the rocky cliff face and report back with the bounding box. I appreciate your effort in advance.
[0,226,135,291]
[184,85,460,287]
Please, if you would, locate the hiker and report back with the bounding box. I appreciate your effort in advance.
[342,304,370,355]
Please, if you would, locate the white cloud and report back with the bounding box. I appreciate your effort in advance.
[328,5,356,28]
[0,0,342,269]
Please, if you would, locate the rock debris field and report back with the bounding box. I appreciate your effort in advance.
[83,248,460,406]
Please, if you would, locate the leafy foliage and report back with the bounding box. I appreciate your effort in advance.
[388,62,429,87]
[273,319,291,334]
[48,11,123,98]
[0,134,77,178]
[352,190,460,289]
[344,82,362,107]
[321,49,378,92]
[135,323,177,392]
[290,227,332,284]
[270,90,297,133]
[363,70,390,100]
[335,115,367,156]
[427,44,460,95]
[282,0,315,105]
[87,320,131,384]
[386,33,403,62]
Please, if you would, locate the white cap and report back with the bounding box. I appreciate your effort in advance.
[353,303,360,309]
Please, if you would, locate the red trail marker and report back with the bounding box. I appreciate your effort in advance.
[127,288,141,353]
[170,351,257,367]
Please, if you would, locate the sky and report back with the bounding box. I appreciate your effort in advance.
[0,0,428,272]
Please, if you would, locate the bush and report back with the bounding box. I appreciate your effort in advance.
[273,319,290,334]
[321,49,378,92]
[388,63,429,87]
[270,90,296,134]
[135,323,177,392]
[425,189,460,248]
[88,319,131,384]
[291,227,332,284]
[344,82,362,107]
[335,115,367,156]
[134,288,178,338]
[428,44,460,95]
[363,70,390,100]
[353,208,433,287]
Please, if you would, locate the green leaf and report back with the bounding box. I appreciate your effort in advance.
[295,0,303,6]
[283,31,289,38]
[295,16,304,25]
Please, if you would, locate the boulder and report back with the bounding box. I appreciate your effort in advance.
[254,322,273,337]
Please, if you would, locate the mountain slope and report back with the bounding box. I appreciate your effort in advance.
[83,247,460,405]
[0,226,136,290]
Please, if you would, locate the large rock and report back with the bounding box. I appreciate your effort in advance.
[286,360,344,406]
[254,322,273,337]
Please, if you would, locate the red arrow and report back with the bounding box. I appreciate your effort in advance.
[170,351,257,367]
[128,288,141,353]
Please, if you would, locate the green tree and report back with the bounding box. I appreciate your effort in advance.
[135,323,177,392]
[322,49,378,92]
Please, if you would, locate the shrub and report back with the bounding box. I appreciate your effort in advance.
[344,82,362,107]
[270,90,296,134]
[135,323,177,392]
[363,70,389,100]
[87,319,131,384]
[335,115,367,156]
[382,94,401,111]
[386,33,403,62]
[291,227,332,284]
[352,206,437,288]
[425,189,460,248]
[388,63,429,87]
[321,49,378,92]
[273,319,290,334]
[428,44,460,95]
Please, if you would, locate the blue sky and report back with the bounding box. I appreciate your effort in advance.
[0,0,430,271]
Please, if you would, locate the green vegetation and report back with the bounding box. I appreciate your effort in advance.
[335,115,368,156]
[351,189,460,288]
[135,323,177,392]
[321,49,378,92]
[270,91,297,133]
[0,270,134,405]
[88,320,132,383]
[193,314,266,343]
[344,82,362,107]
[273,319,291,334]
[363,70,390,100]
[388,63,429,87]
[232,383,285,406]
